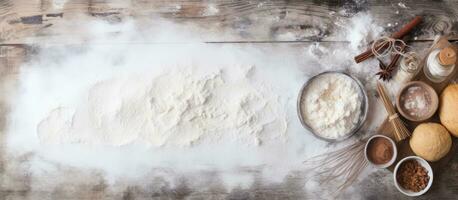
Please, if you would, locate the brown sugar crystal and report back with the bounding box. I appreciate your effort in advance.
[396,160,430,192]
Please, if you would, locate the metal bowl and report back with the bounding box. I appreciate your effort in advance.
[297,71,368,142]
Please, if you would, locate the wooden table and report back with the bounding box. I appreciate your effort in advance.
[1,1,457,199]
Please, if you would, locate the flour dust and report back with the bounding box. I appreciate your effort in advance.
[37,65,287,147]
[5,12,386,197]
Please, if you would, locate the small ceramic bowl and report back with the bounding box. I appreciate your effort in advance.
[364,134,397,168]
[396,81,438,122]
[393,156,433,197]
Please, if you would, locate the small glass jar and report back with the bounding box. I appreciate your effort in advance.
[394,52,420,84]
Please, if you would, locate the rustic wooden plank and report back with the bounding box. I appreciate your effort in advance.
[0,45,26,196]
[1,1,458,199]
[0,41,457,199]
[0,0,458,44]
[377,37,458,175]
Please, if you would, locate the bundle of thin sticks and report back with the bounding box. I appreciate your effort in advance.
[376,82,411,141]
[303,139,369,193]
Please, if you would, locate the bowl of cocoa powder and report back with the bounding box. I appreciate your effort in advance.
[364,135,397,168]
[394,156,433,196]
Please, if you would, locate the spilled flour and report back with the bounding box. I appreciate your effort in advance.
[37,66,287,146]
[3,11,390,199]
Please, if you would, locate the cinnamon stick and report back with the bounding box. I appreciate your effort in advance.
[354,16,422,63]
[391,16,422,39]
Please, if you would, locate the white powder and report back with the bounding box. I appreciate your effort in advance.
[52,0,68,9]
[398,2,408,9]
[37,65,287,147]
[203,4,220,16]
[341,12,383,50]
[4,12,388,198]
[301,73,362,139]
[402,86,430,117]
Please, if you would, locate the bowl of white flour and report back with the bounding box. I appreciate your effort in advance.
[297,71,368,142]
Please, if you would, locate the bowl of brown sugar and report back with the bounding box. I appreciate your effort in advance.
[394,156,433,196]
[396,81,439,122]
[364,135,397,168]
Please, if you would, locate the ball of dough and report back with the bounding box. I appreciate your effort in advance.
[410,123,452,162]
[440,84,458,137]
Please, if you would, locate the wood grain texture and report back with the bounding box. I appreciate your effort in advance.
[378,38,458,175]
[0,45,28,199]
[1,1,458,200]
[0,0,458,44]
[0,42,456,200]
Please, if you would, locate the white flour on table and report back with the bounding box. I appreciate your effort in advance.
[4,11,390,198]
[37,66,287,147]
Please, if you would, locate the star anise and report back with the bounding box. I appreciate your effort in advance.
[375,44,406,81]
[376,59,395,81]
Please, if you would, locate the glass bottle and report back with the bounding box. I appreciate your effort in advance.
[394,52,420,84]
[424,47,456,83]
